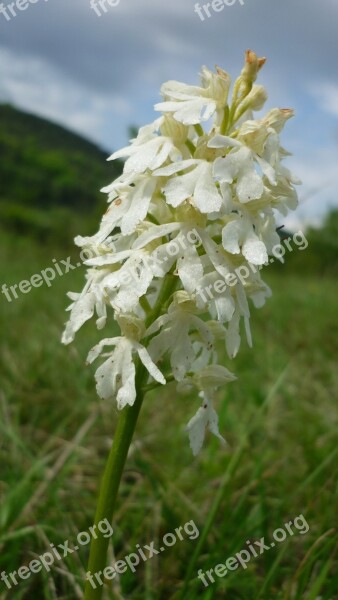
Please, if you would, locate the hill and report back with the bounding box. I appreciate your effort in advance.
[0,104,122,243]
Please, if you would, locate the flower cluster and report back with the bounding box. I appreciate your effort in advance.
[62,51,300,455]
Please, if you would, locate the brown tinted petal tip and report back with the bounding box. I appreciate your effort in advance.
[215,65,229,79]
[244,50,266,70]
[245,49,257,64]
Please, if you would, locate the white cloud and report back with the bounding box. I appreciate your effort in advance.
[282,145,338,229]
[310,82,338,118]
[0,47,132,146]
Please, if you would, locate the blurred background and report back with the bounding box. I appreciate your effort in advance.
[0,1,337,599]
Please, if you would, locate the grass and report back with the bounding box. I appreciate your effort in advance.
[0,231,337,600]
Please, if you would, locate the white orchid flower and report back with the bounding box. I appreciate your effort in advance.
[63,52,300,453]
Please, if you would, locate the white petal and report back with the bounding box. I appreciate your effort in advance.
[149,243,177,277]
[222,220,241,254]
[121,178,156,235]
[193,163,222,213]
[150,139,179,171]
[256,155,277,185]
[199,230,230,280]
[162,168,198,207]
[186,405,208,456]
[123,139,161,174]
[145,314,170,337]
[100,172,135,193]
[242,232,268,265]
[170,329,196,381]
[112,259,154,312]
[85,249,133,266]
[96,316,107,330]
[207,404,226,444]
[95,354,119,401]
[123,138,175,174]
[177,245,203,293]
[190,315,214,346]
[132,222,181,250]
[62,292,96,345]
[116,350,136,409]
[208,135,241,149]
[86,337,120,364]
[155,98,216,125]
[186,396,225,456]
[108,144,135,161]
[159,79,203,98]
[244,316,253,348]
[235,280,250,317]
[237,170,264,203]
[154,159,199,177]
[136,344,166,384]
[213,155,237,184]
[197,365,237,388]
[226,310,241,358]
[214,295,235,323]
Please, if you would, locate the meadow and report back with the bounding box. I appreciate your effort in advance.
[0,230,337,600]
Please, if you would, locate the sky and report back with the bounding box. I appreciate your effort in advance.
[0,0,337,228]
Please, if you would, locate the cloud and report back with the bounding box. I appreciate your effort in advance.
[283,145,338,228]
[311,83,338,118]
[1,0,337,96]
[0,46,132,149]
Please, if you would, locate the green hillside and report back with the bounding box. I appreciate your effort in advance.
[0,104,122,243]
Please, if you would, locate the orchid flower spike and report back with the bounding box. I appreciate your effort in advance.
[62,51,300,455]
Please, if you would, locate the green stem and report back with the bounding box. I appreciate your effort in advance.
[185,139,196,156]
[84,362,147,600]
[142,372,175,394]
[220,105,229,135]
[193,124,204,137]
[139,295,152,314]
[84,274,178,599]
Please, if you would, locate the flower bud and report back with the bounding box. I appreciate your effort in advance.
[238,120,269,154]
[160,114,188,144]
[241,50,266,85]
[117,314,145,340]
[262,108,294,132]
[234,84,268,120]
[200,65,231,107]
